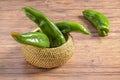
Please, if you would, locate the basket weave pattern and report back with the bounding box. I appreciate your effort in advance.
[21,35,74,68]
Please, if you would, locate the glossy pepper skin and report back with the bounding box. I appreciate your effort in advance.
[23,7,66,47]
[55,21,90,35]
[11,32,50,48]
[83,10,110,36]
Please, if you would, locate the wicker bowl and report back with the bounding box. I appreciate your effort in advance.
[20,28,74,68]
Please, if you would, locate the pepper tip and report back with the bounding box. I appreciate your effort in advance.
[85,31,91,35]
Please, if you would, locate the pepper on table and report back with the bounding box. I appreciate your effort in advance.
[83,9,110,36]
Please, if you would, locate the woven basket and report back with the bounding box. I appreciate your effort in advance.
[20,28,74,68]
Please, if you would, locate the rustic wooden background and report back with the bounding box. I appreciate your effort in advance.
[0,0,120,80]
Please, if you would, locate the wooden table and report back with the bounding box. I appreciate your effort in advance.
[0,0,120,80]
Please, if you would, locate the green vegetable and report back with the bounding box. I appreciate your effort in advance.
[11,32,50,48]
[55,21,90,35]
[83,9,110,36]
[23,6,66,48]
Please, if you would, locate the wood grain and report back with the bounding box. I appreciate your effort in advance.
[0,0,120,80]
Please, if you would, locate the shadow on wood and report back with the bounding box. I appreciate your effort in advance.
[78,16,99,37]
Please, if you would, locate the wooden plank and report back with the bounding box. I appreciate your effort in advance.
[0,0,120,11]
[0,68,120,74]
[0,75,120,80]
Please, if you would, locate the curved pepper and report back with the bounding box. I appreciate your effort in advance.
[83,10,110,36]
[11,32,50,48]
[55,21,90,35]
[23,6,66,47]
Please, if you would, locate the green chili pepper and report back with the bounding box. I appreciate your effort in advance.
[55,21,90,35]
[83,9,110,36]
[23,6,66,47]
[11,32,50,48]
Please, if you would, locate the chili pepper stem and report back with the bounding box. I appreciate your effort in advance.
[102,31,108,36]
[11,32,20,37]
